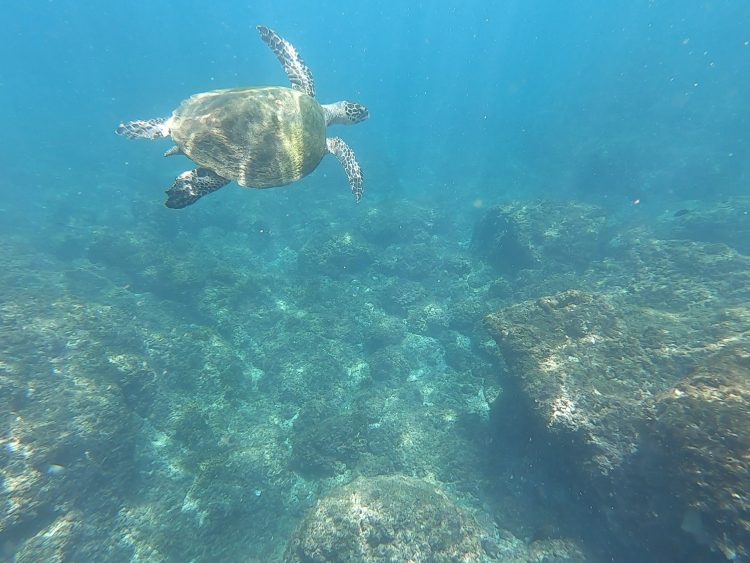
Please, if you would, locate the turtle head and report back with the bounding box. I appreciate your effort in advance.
[322,101,369,126]
[341,102,369,124]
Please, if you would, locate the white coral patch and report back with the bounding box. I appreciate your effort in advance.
[549,389,579,429]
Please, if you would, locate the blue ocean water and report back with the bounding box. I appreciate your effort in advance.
[3,1,747,217]
[1,1,749,562]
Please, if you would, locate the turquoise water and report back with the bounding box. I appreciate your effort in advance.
[1,2,749,562]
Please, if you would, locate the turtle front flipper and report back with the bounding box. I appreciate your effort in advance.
[326,137,364,202]
[165,169,230,209]
[116,118,171,140]
[256,25,316,98]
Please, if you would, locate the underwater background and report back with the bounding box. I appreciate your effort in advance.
[1,1,749,561]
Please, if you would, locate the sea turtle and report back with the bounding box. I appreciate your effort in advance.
[116,25,368,208]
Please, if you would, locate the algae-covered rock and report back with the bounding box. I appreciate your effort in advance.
[369,345,411,382]
[485,289,677,475]
[485,239,750,472]
[359,201,449,247]
[356,305,407,352]
[290,401,369,477]
[378,278,428,317]
[664,196,750,255]
[375,241,439,280]
[283,475,485,562]
[87,227,236,297]
[484,239,750,560]
[0,240,136,559]
[472,201,608,275]
[644,346,750,561]
[525,538,588,562]
[0,372,133,551]
[408,301,451,333]
[298,231,374,275]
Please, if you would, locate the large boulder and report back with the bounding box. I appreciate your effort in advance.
[484,239,750,560]
[642,346,750,561]
[472,201,608,275]
[284,474,588,562]
[486,289,671,476]
[283,475,485,562]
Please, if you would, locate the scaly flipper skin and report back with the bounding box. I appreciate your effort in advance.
[116,118,171,140]
[257,25,316,98]
[165,169,230,208]
[326,137,363,202]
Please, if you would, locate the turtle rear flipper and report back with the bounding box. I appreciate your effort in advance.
[165,169,229,208]
[116,118,171,140]
[326,137,363,202]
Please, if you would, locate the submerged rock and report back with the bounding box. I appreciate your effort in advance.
[0,241,136,560]
[643,346,750,561]
[484,239,750,560]
[283,475,485,562]
[663,196,750,256]
[290,402,369,477]
[485,289,665,476]
[359,201,449,247]
[284,474,588,562]
[472,201,608,275]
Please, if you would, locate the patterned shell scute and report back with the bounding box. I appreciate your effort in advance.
[170,87,327,188]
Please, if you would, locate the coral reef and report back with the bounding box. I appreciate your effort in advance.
[291,401,369,477]
[1,191,503,561]
[0,238,136,560]
[298,230,375,275]
[9,187,750,561]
